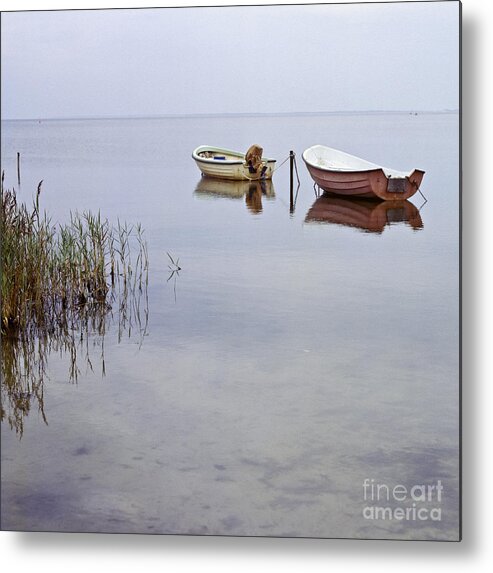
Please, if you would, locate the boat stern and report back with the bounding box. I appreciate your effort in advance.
[371,169,425,200]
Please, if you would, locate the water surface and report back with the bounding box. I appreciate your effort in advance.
[1,112,460,539]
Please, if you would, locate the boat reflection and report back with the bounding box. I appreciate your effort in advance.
[194,177,275,214]
[304,195,424,233]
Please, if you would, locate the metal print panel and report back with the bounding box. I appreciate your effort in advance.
[0,1,461,540]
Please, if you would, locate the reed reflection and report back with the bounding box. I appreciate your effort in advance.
[1,289,148,438]
[304,195,424,233]
[194,177,275,214]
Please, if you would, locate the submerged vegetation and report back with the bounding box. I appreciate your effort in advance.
[1,174,149,435]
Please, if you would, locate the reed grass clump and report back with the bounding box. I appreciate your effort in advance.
[1,177,147,336]
[1,174,149,435]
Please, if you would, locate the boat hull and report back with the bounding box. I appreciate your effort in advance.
[302,145,424,200]
[193,146,276,181]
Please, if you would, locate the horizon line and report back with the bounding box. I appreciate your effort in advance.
[1,109,459,122]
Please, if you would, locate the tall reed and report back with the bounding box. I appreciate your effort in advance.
[1,176,149,435]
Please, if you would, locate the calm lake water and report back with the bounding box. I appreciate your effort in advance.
[1,112,460,540]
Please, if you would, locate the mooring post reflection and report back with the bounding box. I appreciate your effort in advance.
[304,195,424,233]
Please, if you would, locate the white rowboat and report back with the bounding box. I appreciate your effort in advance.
[192,146,276,181]
[302,145,425,200]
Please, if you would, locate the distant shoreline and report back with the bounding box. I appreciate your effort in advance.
[2,110,459,123]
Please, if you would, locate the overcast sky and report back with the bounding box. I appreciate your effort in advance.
[1,2,459,119]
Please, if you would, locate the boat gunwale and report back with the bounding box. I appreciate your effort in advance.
[194,155,244,166]
[302,145,423,179]
[302,158,384,177]
[304,160,426,181]
[192,146,276,166]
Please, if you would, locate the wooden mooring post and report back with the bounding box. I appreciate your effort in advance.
[17,152,21,186]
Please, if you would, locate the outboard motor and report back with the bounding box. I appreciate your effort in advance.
[245,144,264,174]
